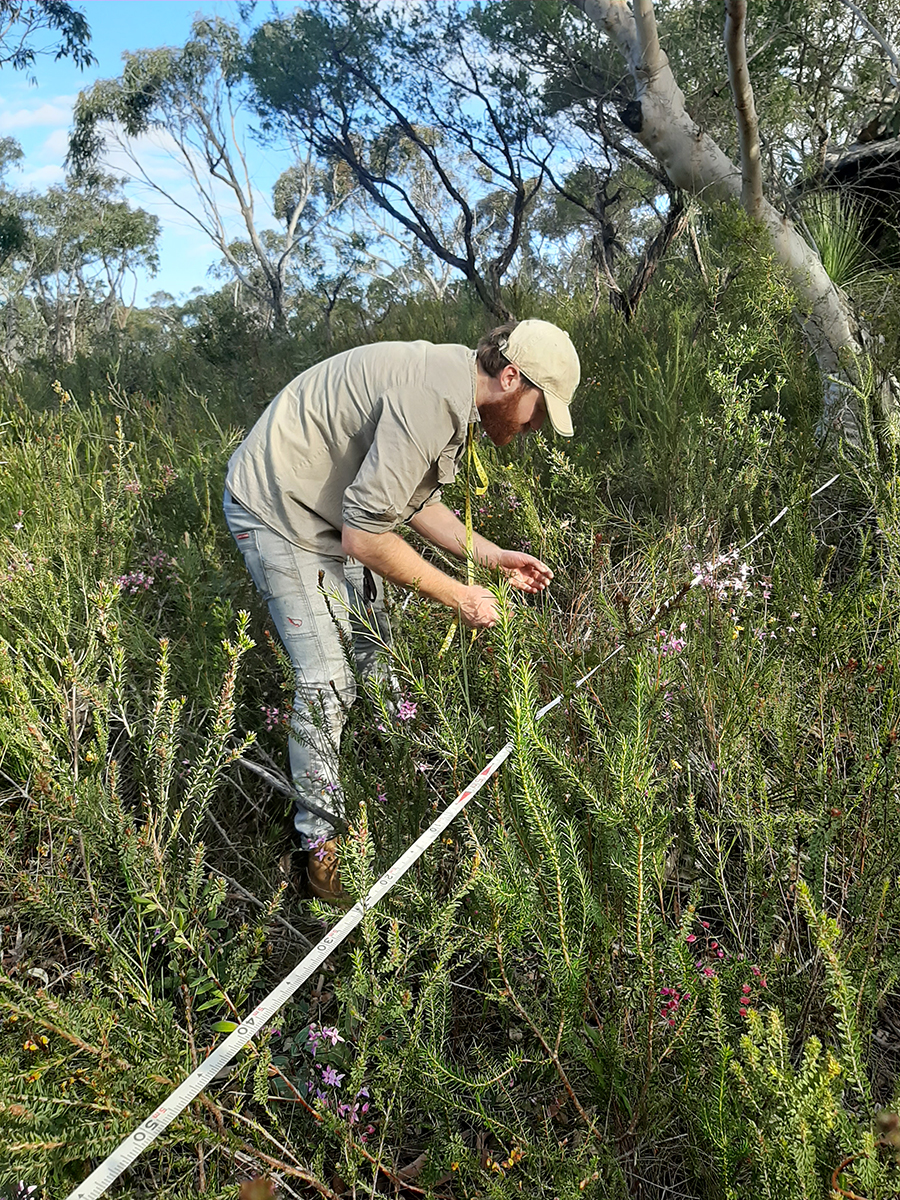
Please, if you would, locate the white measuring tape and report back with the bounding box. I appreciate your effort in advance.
[65,743,514,1200]
[64,645,622,1200]
[64,474,838,1199]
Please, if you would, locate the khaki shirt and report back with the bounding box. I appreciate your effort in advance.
[225,340,478,556]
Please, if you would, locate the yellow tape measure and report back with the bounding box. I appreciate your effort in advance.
[439,425,488,657]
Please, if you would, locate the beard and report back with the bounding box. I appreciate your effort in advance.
[479,382,530,447]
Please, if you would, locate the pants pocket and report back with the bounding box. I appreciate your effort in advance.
[232,528,277,603]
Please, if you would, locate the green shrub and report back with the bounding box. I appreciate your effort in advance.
[1,276,899,1198]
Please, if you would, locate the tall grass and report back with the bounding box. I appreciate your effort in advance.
[1,237,898,1198]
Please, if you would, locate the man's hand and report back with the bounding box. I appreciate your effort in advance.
[458,585,500,628]
[497,549,554,593]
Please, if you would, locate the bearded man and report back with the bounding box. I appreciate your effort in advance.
[223,319,580,902]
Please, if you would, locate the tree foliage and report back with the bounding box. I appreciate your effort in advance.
[0,158,159,364]
[0,0,93,76]
[69,16,348,330]
[245,0,551,319]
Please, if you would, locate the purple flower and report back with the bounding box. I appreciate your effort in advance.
[116,570,154,594]
[320,1065,344,1087]
[307,1022,344,1057]
[308,835,329,862]
[658,629,686,657]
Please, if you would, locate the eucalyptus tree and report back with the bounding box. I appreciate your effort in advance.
[68,16,350,331]
[0,170,159,363]
[473,0,900,439]
[0,137,26,270]
[244,0,550,321]
[0,0,93,77]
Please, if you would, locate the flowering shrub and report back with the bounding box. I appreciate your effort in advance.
[116,569,154,593]
[1,277,899,1200]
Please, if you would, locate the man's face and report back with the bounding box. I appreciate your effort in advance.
[480,379,547,447]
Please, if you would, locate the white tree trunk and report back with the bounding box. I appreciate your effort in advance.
[570,0,869,441]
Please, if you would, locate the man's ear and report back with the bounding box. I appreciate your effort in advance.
[499,363,520,392]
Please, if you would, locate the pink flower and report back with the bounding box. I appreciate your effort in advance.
[262,705,281,731]
[116,570,154,594]
[308,835,329,862]
[686,934,696,943]
[397,699,417,721]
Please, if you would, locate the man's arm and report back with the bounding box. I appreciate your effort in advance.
[408,501,503,565]
[341,524,498,628]
[409,502,553,594]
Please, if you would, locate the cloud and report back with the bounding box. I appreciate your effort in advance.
[19,163,65,187]
[39,128,71,160]
[0,100,76,133]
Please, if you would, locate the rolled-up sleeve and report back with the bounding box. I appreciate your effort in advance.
[342,392,455,534]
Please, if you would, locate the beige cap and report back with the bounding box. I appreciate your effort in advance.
[500,319,580,438]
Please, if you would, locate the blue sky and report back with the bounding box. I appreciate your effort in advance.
[0,1,303,303]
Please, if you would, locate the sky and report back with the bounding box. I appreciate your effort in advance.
[0,0,304,304]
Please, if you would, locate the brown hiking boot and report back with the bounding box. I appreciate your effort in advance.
[307,838,349,906]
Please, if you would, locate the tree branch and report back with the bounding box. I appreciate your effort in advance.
[724,0,764,217]
[834,0,900,89]
[633,0,663,78]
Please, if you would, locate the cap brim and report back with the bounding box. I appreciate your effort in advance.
[545,391,574,438]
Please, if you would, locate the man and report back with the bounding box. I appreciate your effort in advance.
[223,318,580,902]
